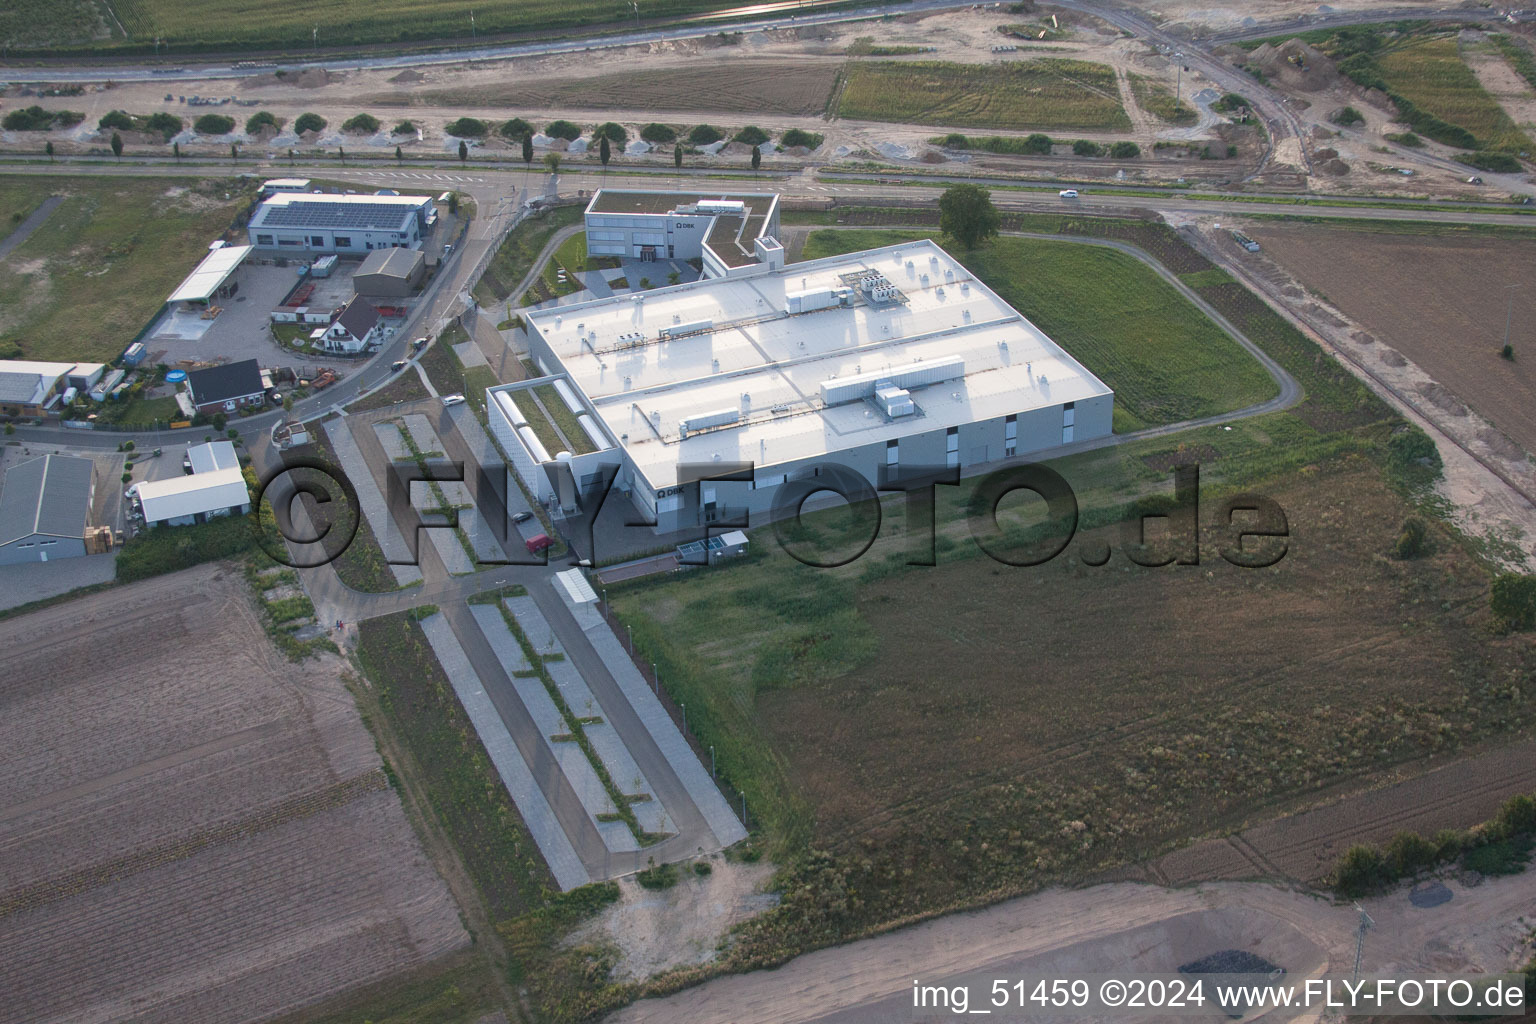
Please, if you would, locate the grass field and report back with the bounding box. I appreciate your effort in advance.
[49,0,789,53]
[1128,73,1197,125]
[1376,35,1533,153]
[800,229,1278,431]
[0,176,248,363]
[837,59,1132,132]
[473,205,581,305]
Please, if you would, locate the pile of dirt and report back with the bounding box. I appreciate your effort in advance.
[1242,38,1340,94]
[388,69,426,84]
[1321,159,1351,175]
[918,149,947,164]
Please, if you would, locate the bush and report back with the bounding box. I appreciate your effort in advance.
[498,117,532,140]
[1385,426,1442,488]
[1502,343,1515,360]
[780,128,824,149]
[1072,139,1103,157]
[342,112,380,134]
[1334,844,1389,897]
[688,124,723,145]
[1459,151,1523,173]
[1494,793,1536,838]
[692,860,712,876]
[636,859,678,889]
[392,119,417,136]
[1330,105,1365,126]
[1213,92,1251,113]
[143,112,183,139]
[639,122,676,144]
[98,110,134,131]
[193,113,235,135]
[734,125,770,146]
[1109,140,1140,158]
[545,119,582,141]
[116,515,256,582]
[590,121,627,146]
[2,106,83,131]
[1384,830,1439,877]
[1491,574,1536,631]
[1385,131,1423,147]
[1392,517,1430,559]
[445,117,488,138]
[245,110,280,134]
[293,112,326,134]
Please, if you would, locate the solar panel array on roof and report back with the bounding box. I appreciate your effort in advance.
[257,203,415,230]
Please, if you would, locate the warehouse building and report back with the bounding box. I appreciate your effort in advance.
[355,246,426,297]
[0,360,107,417]
[187,359,266,415]
[495,235,1113,535]
[583,189,782,277]
[135,440,250,528]
[164,242,252,310]
[0,453,97,564]
[247,193,436,255]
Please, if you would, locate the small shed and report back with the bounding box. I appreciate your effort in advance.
[354,246,426,297]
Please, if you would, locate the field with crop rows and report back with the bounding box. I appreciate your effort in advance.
[1128,73,1197,125]
[838,59,1131,131]
[68,0,761,52]
[1376,35,1532,153]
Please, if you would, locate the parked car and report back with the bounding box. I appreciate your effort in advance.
[390,360,407,372]
[1467,176,1484,185]
[413,337,428,350]
[1059,189,1079,198]
[441,393,466,406]
[512,511,533,524]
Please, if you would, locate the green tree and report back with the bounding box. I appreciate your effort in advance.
[395,144,402,162]
[544,152,561,175]
[230,142,238,161]
[110,131,123,159]
[751,144,761,172]
[458,139,468,163]
[674,143,682,169]
[667,270,681,285]
[599,134,611,168]
[522,134,534,166]
[245,110,280,135]
[294,112,326,134]
[937,183,1000,250]
[46,140,54,161]
[338,144,345,162]
[1491,574,1536,631]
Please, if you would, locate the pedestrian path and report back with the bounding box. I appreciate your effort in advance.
[324,421,423,588]
[419,610,589,890]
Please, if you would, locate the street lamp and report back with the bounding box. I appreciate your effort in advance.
[1503,282,1521,353]
[630,0,640,29]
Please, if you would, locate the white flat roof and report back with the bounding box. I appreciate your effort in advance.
[137,467,248,523]
[524,239,1112,493]
[553,568,598,605]
[187,439,239,474]
[167,244,252,304]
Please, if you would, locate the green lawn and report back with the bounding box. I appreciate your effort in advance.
[838,59,1131,132]
[801,228,1278,430]
[1128,73,1197,125]
[1376,35,1532,153]
[0,176,249,363]
[554,230,620,275]
[532,383,597,455]
[473,204,582,305]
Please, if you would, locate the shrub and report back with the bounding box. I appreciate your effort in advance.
[734,125,770,146]
[2,106,83,131]
[498,117,533,140]
[1072,139,1103,157]
[640,122,676,144]
[1213,92,1251,113]
[445,117,488,138]
[1330,105,1365,126]
[1459,151,1523,173]
[342,112,380,134]
[293,112,326,134]
[688,123,723,145]
[1494,793,1536,838]
[1392,517,1430,559]
[1334,844,1390,897]
[545,119,582,140]
[1384,830,1438,877]
[1385,131,1423,147]
[143,113,182,139]
[1503,343,1516,360]
[392,119,417,135]
[98,110,134,131]
[592,121,627,145]
[1109,140,1140,158]
[1022,132,1054,154]
[636,859,678,889]
[692,860,712,876]
[780,128,824,149]
[1385,426,1442,488]
[1491,574,1536,631]
[245,110,280,134]
[193,113,235,135]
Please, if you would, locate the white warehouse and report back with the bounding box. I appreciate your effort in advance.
[247,193,436,254]
[493,231,1114,536]
[583,189,782,278]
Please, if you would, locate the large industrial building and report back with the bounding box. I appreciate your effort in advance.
[583,189,782,278]
[0,453,97,564]
[490,231,1113,536]
[247,193,436,254]
[135,440,250,528]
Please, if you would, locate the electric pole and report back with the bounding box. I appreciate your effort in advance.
[1503,282,1520,352]
[1352,904,1373,985]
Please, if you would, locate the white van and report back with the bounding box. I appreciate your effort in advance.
[1059,189,1079,199]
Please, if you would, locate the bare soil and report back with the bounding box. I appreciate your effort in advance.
[0,564,467,1024]
[1247,223,1536,459]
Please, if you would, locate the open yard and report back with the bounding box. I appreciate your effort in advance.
[801,228,1278,431]
[0,175,249,363]
[1246,221,1536,458]
[0,564,466,1023]
[403,60,841,117]
[1375,34,1532,153]
[837,59,1132,132]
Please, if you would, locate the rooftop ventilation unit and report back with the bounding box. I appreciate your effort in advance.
[695,199,746,216]
[678,407,740,438]
[818,355,965,406]
[875,385,915,418]
[660,318,712,339]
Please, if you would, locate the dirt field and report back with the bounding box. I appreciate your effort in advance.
[1246,222,1536,459]
[0,564,467,1024]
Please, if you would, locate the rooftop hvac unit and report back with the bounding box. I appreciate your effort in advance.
[696,199,746,216]
[875,385,914,417]
[679,407,740,436]
[660,318,712,339]
[786,287,840,314]
[818,355,965,406]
